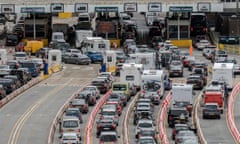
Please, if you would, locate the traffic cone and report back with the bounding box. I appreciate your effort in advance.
[189,45,193,56]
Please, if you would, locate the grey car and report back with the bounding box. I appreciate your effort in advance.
[202,103,221,119]
[64,53,91,65]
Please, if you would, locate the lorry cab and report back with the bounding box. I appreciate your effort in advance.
[51,32,65,43]
[81,37,110,54]
[141,70,165,99]
[120,63,143,91]
[104,50,117,74]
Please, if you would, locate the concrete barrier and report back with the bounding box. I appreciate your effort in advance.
[47,82,90,144]
[193,91,207,144]
[159,91,172,144]
[123,92,140,144]
[227,82,240,143]
[85,90,112,144]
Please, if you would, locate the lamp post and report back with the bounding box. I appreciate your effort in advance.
[33,13,36,40]
[177,12,181,40]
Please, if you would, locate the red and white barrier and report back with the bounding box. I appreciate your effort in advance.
[48,83,90,144]
[158,91,172,144]
[227,82,240,143]
[85,90,112,144]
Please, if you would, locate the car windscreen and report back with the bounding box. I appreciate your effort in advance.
[112,84,127,91]
[20,63,34,67]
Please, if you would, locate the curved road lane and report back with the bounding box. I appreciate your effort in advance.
[0,64,99,144]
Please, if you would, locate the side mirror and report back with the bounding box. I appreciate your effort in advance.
[59,135,62,139]
[118,135,121,138]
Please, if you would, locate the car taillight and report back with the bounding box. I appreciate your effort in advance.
[157,90,160,95]
[169,116,173,120]
[112,125,116,129]
[114,115,118,118]
[141,90,145,93]
[97,125,101,129]
[203,27,207,32]
[104,84,107,87]
[78,129,80,133]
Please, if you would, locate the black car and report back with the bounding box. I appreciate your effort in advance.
[91,78,110,94]
[3,75,22,89]
[96,118,117,137]
[10,69,30,85]
[0,78,16,94]
[167,107,189,128]
[186,75,204,90]
[202,103,221,119]
[5,34,18,46]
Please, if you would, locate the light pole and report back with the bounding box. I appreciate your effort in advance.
[177,12,181,40]
[33,13,36,40]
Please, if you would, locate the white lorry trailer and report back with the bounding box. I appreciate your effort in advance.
[212,63,234,89]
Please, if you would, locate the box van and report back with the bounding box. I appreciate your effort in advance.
[60,116,81,137]
[24,40,44,54]
[128,53,156,70]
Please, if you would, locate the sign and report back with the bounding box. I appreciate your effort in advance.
[124,3,137,12]
[95,7,118,12]
[169,6,193,12]
[96,22,115,33]
[197,2,211,12]
[1,4,15,13]
[75,3,88,13]
[21,7,45,13]
[50,3,64,13]
[148,3,162,12]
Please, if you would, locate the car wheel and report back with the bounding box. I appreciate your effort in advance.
[202,115,205,119]
[218,116,221,119]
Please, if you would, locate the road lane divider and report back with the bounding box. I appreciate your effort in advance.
[159,91,171,144]
[123,92,140,144]
[193,91,207,144]
[47,82,90,144]
[85,90,112,144]
[227,82,240,143]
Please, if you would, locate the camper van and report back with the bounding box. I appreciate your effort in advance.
[141,70,165,100]
[120,63,143,91]
[128,52,156,70]
[81,37,110,54]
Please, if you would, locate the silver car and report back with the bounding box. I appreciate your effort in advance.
[64,53,91,65]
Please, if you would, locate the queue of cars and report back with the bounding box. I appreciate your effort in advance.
[0,56,42,100]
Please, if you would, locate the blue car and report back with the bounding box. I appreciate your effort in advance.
[85,51,103,63]
[20,61,40,77]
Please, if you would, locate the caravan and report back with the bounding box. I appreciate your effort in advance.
[81,37,110,54]
[128,53,156,70]
[120,63,143,91]
[141,70,165,104]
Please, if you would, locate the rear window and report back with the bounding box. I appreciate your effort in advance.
[63,120,79,128]
[21,62,34,67]
[15,53,27,57]
[92,80,104,85]
[170,109,188,116]
[112,84,127,91]
[100,134,117,142]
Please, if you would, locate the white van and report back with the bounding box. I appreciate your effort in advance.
[120,63,143,90]
[60,116,81,136]
[78,13,91,22]
[141,70,165,99]
[75,30,93,48]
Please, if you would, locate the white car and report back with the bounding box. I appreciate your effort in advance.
[135,119,155,138]
[14,51,28,62]
[195,39,210,50]
[82,85,100,99]
[0,65,11,76]
[59,132,81,144]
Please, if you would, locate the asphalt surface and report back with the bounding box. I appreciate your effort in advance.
[0,63,99,144]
